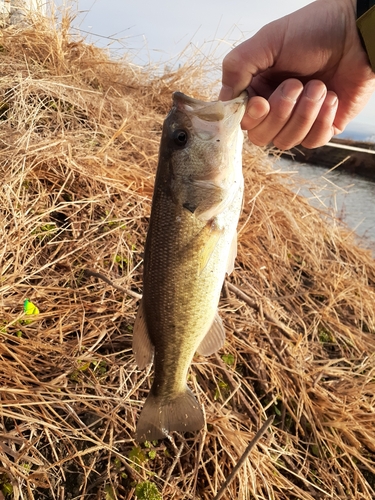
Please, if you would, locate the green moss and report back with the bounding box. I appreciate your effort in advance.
[214,378,231,401]
[128,446,147,471]
[104,484,116,500]
[0,474,13,497]
[135,481,162,500]
[221,353,235,366]
[318,325,334,343]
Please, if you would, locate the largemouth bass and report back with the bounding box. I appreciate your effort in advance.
[133,91,247,442]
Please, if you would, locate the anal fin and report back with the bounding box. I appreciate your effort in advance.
[132,298,154,369]
[196,311,225,356]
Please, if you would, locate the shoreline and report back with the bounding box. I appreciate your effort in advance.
[283,138,375,181]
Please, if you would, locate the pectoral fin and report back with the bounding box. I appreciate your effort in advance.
[226,232,237,275]
[198,221,223,273]
[132,299,154,369]
[197,312,225,356]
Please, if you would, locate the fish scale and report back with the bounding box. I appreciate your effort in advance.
[132,91,247,442]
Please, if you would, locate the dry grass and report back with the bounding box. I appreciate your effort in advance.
[0,11,375,500]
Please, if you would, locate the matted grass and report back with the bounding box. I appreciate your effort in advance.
[0,11,375,500]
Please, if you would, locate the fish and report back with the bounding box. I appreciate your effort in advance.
[133,91,247,442]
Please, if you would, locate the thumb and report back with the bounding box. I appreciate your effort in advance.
[219,21,284,101]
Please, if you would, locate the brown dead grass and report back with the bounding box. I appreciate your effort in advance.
[0,11,375,500]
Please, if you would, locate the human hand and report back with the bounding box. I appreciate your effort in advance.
[219,0,375,149]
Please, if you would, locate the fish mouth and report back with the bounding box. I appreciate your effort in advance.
[172,92,247,123]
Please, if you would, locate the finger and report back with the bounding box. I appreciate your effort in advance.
[219,43,258,101]
[219,22,283,100]
[247,79,304,147]
[272,80,327,150]
[301,91,339,148]
[241,96,270,131]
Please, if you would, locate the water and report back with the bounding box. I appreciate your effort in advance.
[336,121,375,143]
[276,157,375,249]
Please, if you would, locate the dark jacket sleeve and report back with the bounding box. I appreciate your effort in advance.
[357,5,375,72]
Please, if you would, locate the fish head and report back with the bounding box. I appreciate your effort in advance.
[158,92,247,211]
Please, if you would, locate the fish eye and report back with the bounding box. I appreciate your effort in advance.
[172,129,188,147]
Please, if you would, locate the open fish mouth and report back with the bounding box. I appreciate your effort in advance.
[172,91,248,123]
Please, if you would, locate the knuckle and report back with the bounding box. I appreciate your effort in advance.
[222,50,242,72]
[292,111,316,130]
[301,138,322,149]
[247,131,268,147]
[273,137,296,150]
[271,101,295,121]
[302,131,332,149]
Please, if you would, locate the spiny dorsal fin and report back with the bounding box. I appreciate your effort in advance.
[132,298,154,369]
[196,311,225,356]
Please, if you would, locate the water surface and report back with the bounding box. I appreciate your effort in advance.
[276,157,375,250]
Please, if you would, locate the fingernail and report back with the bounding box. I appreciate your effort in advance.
[325,92,338,107]
[280,80,303,103]
[305,81,326,101]
[219,84,234,101]
[247,101,267,120]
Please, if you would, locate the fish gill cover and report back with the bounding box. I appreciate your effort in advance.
[0,8,375,500]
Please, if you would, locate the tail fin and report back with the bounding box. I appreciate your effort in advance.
[135,387,204,442]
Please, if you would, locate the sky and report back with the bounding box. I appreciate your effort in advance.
[58,0,375,135]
